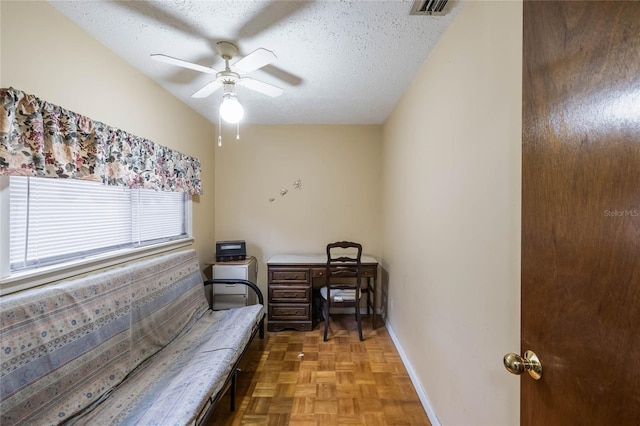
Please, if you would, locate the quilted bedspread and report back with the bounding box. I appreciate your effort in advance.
[0,249,263,426]
[70,304,262,425]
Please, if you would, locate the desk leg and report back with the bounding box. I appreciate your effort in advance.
[372,276,376,329]
[364,275,377,330]
[366,277,372,316]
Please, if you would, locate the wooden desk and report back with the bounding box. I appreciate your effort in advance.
[267,254,378,332]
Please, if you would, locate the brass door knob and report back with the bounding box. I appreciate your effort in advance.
[503,350,542,380]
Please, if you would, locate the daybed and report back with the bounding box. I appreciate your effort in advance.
[0,249,264,425]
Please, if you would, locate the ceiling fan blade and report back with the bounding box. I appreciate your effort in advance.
[239,78,284,97]
[151,54,217,75]
[191,81,223,98]
[232,48,277,74]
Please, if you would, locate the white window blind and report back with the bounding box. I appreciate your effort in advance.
[8,176,188,272]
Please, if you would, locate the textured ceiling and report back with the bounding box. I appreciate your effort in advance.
[50,0,461,125]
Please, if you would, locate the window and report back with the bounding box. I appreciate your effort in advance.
[0,176,192,291]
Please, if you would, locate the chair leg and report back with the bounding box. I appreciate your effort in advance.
[355,306,363,341]
[323,302,330,342]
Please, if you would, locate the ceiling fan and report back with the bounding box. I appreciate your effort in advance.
[151,41,284,124]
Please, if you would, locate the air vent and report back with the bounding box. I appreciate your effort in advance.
[410,0,450,15]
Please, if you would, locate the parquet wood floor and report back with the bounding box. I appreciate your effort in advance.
[206,315,431,425]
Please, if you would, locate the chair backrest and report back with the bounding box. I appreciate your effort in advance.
[325,241,363,292]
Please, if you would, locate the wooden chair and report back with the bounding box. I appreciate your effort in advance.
[320,241,364,341]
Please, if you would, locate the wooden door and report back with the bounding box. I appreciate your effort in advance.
[522,1,640,424]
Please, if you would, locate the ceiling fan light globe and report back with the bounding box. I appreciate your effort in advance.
[219,96,244,123]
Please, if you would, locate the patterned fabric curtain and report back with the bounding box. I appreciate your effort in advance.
[0,87,202,195]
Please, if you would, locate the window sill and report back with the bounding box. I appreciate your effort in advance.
[0,238,194,296]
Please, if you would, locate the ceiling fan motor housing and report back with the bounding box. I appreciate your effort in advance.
[218,70,240,86]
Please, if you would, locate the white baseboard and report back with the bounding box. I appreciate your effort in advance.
[385,319,441,426]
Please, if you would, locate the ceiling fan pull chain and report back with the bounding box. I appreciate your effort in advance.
[218,114,222,147]
[236,122,240,140]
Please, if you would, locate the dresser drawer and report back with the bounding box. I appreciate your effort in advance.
[361,267,375,277]
[269,286,310,303]
[269,268,309,283]
[268,304,310,321]
[310,266,375,278]
[212,282,248,295]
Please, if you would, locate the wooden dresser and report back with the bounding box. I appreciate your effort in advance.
[266,254,378,332]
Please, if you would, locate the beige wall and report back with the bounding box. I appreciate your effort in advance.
[381,1,522,425]
[0,1,217,268]
[214,124,382,295]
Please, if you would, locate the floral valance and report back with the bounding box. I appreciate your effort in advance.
[0,87,202,195]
